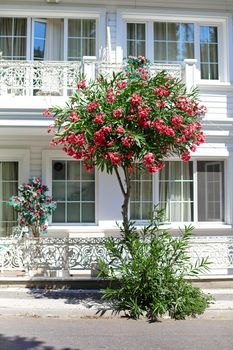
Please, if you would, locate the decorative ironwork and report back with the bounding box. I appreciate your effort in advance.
[95,62,183,80]
[0,60,183,98]
[0,236,233,276]
[0,60,81,97]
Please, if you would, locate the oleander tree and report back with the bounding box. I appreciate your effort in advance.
[45,56,206,235]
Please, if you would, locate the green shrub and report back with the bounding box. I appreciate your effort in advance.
[98,209,213,320]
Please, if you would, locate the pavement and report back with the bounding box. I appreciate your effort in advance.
[0,286,233,320]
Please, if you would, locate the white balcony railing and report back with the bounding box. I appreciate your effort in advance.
[0,60,82,97]
[0,60,187,99]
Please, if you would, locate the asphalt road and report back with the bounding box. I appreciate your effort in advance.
[0,317,232,350]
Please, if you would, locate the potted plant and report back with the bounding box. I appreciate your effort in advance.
[9,178,56,238]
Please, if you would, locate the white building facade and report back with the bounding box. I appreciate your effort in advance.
[0,0,233,240]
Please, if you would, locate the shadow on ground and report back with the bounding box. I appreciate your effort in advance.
[27,288,112,312]
[0,333,79,350]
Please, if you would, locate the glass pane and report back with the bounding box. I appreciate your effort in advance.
[127,41,135,57]
[68,38,81,59]
[131,181,140,201]
[183,182,193,201]
[170,183,181,201]
[209,26,218,43]
[53,161,65,180]
[142,170,152,181]
[67,182,80,201]
[14,18,27,36]
[82,182,95,201]
[68,19,81,37]
[0,18,12,36]
[52,182,65,201]
[210,64,218,80]
[183,202,193,221]
[209,44,218,63]
[53,203,65,223]
[83,19,96,38]
[142,203,153,220]
[81,166,95,180]
[167,23,178,41]
[201,63,209,79]
[141,181,152,201]
[136,41,145,56]
[34,22,46,39]
[82,203,95,222]
[2,162,18,180]
[67,161,80,180]
[130,202,140,220]
[183,162,193,180]
[170,203,182,221]
[137,24,145,40]
[170,162,181,180]
[67,203,80,222]
[2,182,18,201]
[0,37,11,57]
[200,26,209,43]
[197,161,224,221]
[154,22,166,40]
[184,43,194,59]
[83,38,95,56]
[127,23,136,40]
[13,37,26,58]
[34,38,45,59]
[167,42,179,62]
[181,23,194,42]
[200,43,209,62]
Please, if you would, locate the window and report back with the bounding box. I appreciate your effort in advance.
[154,22,194,64]
[0,17,27,60]
[200,26,218,80]
[0,162,18,236]
[159,161,224,222]
[33,20,47,61]
[124,18,221,80]
[130,167,153,220]
[127,23,146,58]
[130,160,225,223]
[52,160,95,223]
[159,162,194,221]
[67,19,96,60]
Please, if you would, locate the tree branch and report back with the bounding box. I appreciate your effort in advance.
[114,166,126,196]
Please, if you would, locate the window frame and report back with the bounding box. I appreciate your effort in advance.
[42,150,98,226]
[0,6,106,61]
[117,9,230,83]
[130,158,227,225]
[0,149,30,236]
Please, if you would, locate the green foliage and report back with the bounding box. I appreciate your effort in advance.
[98,209,213,320]
[9,178,56,237]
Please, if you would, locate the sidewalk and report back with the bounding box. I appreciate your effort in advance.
[0,287,233,320]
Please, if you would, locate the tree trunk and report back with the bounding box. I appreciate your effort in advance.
[114,166,131,236]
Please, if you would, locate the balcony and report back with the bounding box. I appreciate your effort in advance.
[0,59,194,111]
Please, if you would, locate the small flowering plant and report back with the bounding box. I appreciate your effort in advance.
[9,178,56,237]
[47,56,206,233]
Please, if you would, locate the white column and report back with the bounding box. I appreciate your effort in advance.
[183,59,197,92]
[82,56,97,81]
[226,147,233,225]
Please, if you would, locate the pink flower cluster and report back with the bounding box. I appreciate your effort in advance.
[143,153,165,173]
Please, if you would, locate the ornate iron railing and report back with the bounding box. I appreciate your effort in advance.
[0,60,82,97]
[0,236,233,276]
[95,62,183,80]
[0,60,183,98]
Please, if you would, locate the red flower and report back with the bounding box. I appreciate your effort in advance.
[131,94,142,106]
[112,108,123,119]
